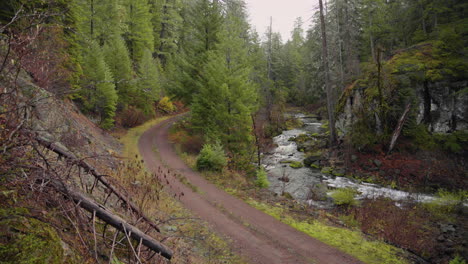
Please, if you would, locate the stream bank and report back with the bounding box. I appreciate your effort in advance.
[262,113,457,207]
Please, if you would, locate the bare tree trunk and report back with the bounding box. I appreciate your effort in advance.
[51,180,173,260]
[36,137,161,233]
[388,103,411,155]
[251,114,261,167]
[376,45,384,132]
[369,14,376,62]
[318,0,337,145]
[267,16,273,80]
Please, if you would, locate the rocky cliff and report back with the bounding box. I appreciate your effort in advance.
[337,42,468,138]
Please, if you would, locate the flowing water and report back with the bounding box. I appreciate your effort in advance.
[262,113,437,207]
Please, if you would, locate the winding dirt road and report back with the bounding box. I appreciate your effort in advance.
[139,115,362,264]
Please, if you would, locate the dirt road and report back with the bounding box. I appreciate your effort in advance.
[139,115,362,264]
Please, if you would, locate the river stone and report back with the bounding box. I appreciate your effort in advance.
[332,168,346,177]
[321,167,333,174]
[163,226,178,232]
[440,224,456,233]
[304,155,321,167]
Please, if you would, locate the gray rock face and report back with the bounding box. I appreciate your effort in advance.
[337,78,468,135]
[422,81,468,133]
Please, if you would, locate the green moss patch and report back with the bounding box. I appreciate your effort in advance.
[0,208,64,264]
[289,161,303,169]
[246,199,408,264]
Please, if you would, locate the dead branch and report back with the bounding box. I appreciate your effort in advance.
[36,136,161,232]
[387,103,411,155]
[51,180,173,260]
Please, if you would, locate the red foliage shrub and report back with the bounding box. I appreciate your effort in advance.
[12,25,74,95]
[353,199,437,258]
[117,106,149,128]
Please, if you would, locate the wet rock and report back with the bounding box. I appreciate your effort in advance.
[289,161,303,169]
[321,167,333,174]
[163,226,178,232]
[304,155,321,167]
[440,223,456,233]
[278,176,290,182]
[282,192,294,199]
[437,234,446,242]
[332,168,346,177]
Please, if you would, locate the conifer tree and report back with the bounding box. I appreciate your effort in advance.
[124,0,154,62]
[135,48,161,115]
[103,35,135,108]
[192,0,257,163]
[169,0,223,103]
[81,41,118,129]
[149,0,183,66]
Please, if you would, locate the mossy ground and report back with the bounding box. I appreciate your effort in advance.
[0,208,63,264]
[246,199,408,264]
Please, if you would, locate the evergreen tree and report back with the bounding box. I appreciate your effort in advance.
[124,0,154,62]
[103,35,135,108]
[149,0,183,65]
[81,41,118,129]
[169,0,224,103]
[192,0,257,163]
[135,48,161,115]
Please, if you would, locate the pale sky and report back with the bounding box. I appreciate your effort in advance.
[244,0,319,41]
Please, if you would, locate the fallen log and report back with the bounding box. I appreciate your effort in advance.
[51,180,173,260]
[387,103,411,155]
[36,136,160,232]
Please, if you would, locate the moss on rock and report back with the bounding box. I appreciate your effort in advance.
[0,208,64,264]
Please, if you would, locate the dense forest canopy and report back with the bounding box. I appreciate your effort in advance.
[1,0,466,162]
[1,1,467,263]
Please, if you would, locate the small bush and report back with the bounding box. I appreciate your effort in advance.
[157,96,176,113]
[255,167,270,188]
[330,188,359,207]
[424,189,468,218]
[196,142,227,172]
[350,119,378,150]
[118,106,149,128]
[450,255,467,264]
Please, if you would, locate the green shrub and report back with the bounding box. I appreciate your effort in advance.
[330,188,359,207]
[255,167,270,188]
[424,189,468,218]
[196,142,227,172]
[350,119,378,150]
[157,96,176,113]
[450,255,466,264]
[0,209,63,264]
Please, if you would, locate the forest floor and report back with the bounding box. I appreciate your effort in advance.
[138,115,363,264]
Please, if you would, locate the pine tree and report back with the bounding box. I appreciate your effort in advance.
[103,35,135,108]
[149,0,183,66]
[169,0,224,103]
[135,48,161,115]
[124,0,154,62]
[192,0,257,163]
[81,41,118,129]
